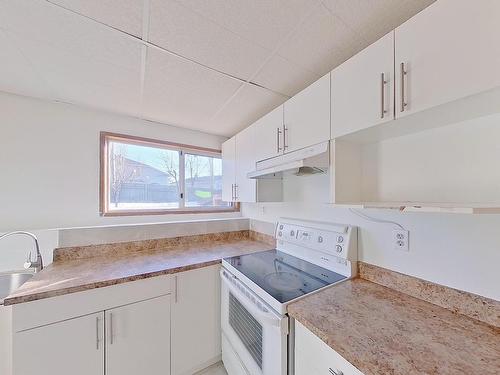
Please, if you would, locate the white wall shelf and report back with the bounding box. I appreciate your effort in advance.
[331,112,500,215]
[333,202,500,215]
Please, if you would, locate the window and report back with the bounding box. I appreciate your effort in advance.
[100,132,236,216]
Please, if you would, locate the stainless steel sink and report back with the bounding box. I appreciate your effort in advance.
[0,272,33,304]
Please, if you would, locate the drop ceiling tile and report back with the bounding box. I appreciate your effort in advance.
[252,55,320,97]
[0,30,55,99]
[47,0,144,37]
[0,0,144,115]
[9,33,143,116]
[176,0,317,51]
[321,0,435,44]
[277,2,367,75]
[148,0,271,80]
[209,84,286,136]
[142,48,242,135]
[0,0,141,71]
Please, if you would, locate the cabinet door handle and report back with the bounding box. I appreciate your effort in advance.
[380,72,387,118]
[276,127,282,153]
[329,368,343,375]
[234,184,238,200]
[283,125,288,151]
[95,316,100,350]
[109,312,114,345]
[400,62,408,112]
[174,275,178,303]
[231,183,235,201]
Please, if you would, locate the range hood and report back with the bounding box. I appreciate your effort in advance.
[248,141,330,179]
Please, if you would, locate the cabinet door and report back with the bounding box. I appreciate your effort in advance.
[331,32,394,138]
[235,125,256,202]
[284,73,330,153]
[395,0,500,117]
[221,137,236,202]
[171,265,221,375]
[254,105,284,161]
[13,312,104,375]
[295,321,363,375]
[105,295,171,375]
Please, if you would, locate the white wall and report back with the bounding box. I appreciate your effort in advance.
[0,91,238,231]
[0,91,240,271]
[244,114,500,301]
[243,203,500,301]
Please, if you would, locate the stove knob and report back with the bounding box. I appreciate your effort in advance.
[318,236,323,243]
[337,236,344,243]
[290,230,295,236]
[278,231,282,237]
[335,245,343,253]
[279,224,284,230]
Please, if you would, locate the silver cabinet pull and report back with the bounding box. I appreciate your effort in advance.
[380,72,387,118]
[400,62,408,112]
[109,312,114,345]
[231,183,235,201]
[95,316,100,350]
[174,275,178,303]
[329,368,343,375]
[276,127,282,153]
[234,184,238,200]
[283,125,288,151]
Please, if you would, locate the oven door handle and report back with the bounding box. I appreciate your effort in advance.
[221,270,282,328]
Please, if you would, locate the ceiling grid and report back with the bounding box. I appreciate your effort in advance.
[0,0,435,136]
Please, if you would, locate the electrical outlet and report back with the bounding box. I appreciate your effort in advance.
[393,229,409,251]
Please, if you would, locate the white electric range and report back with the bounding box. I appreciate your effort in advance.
[220,218,358,375]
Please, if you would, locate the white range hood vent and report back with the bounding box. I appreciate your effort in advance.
[248,141,330,179]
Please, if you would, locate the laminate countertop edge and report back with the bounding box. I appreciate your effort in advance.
[4,237,274,306]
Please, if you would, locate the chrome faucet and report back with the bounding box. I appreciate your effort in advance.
[0,231,44,273]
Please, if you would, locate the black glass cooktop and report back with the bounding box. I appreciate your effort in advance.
[223,249,346,304]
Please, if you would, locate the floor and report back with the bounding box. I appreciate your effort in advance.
[196,362,228,375]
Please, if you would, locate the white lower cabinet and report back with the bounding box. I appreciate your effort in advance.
[295,321,363,375]
[171,265,221,375]
[13,312,105,375]
[106,295,171,375]
[11,269,221,375]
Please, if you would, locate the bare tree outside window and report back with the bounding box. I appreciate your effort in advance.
[158,149,180,193]
[109,143,136,207]
[101,132,233,214]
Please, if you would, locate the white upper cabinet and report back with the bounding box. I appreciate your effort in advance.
[331,32,394,138]
[222,131,256,203]
[254,105,284,161]
[105,295,171,375]
[395,0,500,117]
[221,137,236,202]
[13,312,105,375]
[284,73,330,153]
[235,125,256,202]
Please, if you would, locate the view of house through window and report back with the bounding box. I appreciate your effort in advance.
[102,133,232,214]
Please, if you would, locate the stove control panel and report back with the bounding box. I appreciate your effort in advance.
[276,219,357,262]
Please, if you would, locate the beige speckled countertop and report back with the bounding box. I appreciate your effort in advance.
[4,237,273,306]
[288,278,500,375]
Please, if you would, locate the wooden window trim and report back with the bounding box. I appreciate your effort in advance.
[99,131,239,216]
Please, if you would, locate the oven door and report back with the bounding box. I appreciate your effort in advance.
[221,268,288,375]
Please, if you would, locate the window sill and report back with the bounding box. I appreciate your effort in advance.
[101,205,240,217]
